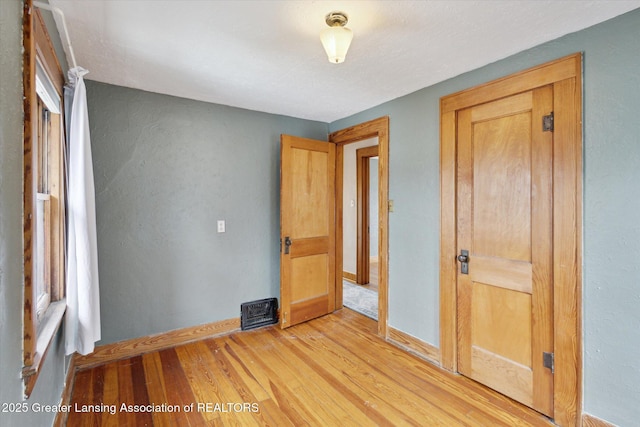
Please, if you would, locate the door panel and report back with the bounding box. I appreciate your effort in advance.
[291,148,330,237]
[473,113,532,261]
[472,283,532,366]
[280,135,336,328]
[457,86,554,416]
[291,254,329,301]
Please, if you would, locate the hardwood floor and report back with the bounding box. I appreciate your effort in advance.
[64,310,553,426]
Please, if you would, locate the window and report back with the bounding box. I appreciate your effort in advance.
[35,89,57,324]
[22,5,67,398]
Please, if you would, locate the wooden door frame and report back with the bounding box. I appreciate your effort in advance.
[356,145,379,285]
[439,53,582,427]
[331,117,389,337]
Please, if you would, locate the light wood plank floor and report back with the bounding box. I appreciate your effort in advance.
[65,309,553,426]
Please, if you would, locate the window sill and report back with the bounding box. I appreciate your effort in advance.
[22,299,66,398]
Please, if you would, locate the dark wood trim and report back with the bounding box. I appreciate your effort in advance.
[439,53,582,426]
[330,117,389,337]
[356,147,369,284]
[23,0,37,375]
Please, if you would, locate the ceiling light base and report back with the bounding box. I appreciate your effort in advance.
[325,11,348,27]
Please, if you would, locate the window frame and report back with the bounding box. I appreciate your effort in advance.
[22,2,67,398]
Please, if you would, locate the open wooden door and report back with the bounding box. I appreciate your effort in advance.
[280,135,336,328]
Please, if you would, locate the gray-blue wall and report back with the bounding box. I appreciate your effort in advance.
[0,1,68,427]
[86,81,328,344]
[330,8,640,426]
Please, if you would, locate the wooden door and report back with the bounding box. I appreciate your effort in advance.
[280,135,336,328]
[456,87,554,416]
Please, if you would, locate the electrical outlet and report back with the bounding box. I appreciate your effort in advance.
[217,220,225,233]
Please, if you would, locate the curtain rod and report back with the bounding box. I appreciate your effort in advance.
[33,1,78,69]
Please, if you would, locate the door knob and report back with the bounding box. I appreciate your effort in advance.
[457,250,469,274]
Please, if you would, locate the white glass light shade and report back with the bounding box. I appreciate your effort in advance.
[320,26,353,64]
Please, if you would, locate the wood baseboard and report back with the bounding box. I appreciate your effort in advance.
[582,413,617,427]
[343,271,357,283]
[73,317,240,371]
[388,326,440,366]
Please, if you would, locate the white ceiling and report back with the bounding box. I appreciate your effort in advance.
[48,0,640,123]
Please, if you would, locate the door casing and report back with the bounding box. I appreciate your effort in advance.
[356,145,379,285]
[331,117,390,337]
[439,54,582,426]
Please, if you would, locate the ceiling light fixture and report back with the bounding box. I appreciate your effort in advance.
[320,11,353,64]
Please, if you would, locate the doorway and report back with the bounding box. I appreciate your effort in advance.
[279,117,389,334]
[331,117,389,337]
[342,141,379,320]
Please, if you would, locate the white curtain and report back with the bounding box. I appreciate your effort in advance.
[65,67,101,355]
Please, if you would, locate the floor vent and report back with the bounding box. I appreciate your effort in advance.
[241,298,278,330]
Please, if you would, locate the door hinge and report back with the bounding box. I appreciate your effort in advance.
[543,351,554,373]
[543,112,554,132]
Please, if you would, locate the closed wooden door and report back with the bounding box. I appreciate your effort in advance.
[280,134,336,328]
[456,87,554,416]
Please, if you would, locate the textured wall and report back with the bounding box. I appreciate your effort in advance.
[330,8,640,425]
[579,9,640,424]
[0,1,67,426]
[86,81,327,344]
